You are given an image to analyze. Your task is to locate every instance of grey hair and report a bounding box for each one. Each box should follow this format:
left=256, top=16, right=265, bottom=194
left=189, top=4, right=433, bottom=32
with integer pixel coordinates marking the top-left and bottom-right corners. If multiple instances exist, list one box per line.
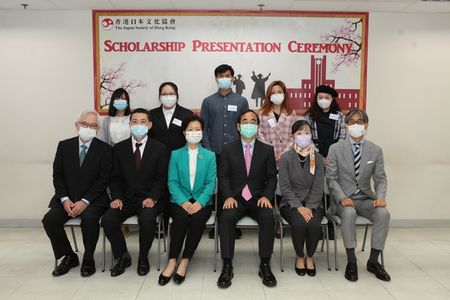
left=345, top=109, right=369, bottom=124
left=77, top=110, right=99, bottom=123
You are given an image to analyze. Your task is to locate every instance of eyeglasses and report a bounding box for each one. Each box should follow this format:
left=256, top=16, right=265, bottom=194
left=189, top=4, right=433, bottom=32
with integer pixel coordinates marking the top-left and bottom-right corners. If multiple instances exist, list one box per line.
left=79, top=122, right=99, bottom=130
left=347, top=120, right=365, bottom=125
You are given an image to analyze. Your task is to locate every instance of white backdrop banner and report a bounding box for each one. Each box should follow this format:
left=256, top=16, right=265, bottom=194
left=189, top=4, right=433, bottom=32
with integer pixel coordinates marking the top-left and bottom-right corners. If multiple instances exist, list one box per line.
left=93, top=10, right=368, bottom=114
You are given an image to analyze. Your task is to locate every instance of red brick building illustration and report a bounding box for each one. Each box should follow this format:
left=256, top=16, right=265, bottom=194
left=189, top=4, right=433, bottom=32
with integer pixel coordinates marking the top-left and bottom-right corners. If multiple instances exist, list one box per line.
left=287, top=55, right=361, bottom=114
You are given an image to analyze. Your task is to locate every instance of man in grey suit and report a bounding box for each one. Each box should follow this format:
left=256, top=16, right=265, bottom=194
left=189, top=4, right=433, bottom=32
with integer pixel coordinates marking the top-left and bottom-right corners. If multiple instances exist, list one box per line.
left=326, top=109, right=391, bottom=282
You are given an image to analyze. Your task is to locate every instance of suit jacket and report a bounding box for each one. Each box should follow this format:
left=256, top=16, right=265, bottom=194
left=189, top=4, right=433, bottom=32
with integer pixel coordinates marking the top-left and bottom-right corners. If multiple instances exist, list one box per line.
left=279, top=149, right=324, bottom=210
left=148, top=104, right=193, bottom=153
left=50, top=137, right=112, bottom=208
left=326, top=137, right=387, bottom=211
left=168, top=145, right=217, bottom=207
left=110, top=137, right=168, bottom=208
left=219, top=139, right=277, bottom=202
left=257, top=110, right=298, bottom=160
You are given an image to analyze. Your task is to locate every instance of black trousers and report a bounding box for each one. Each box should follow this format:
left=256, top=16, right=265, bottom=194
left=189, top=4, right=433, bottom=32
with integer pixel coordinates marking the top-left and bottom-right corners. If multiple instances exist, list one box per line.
left=219, top=196, right=275, bottom=259
left=42, top=204, right=105, bottom=260
left=169, top=203, right=213, bottom=259
left=101, top=201, right=159, bottom=259
left=280, top=206, right=324, bottom=257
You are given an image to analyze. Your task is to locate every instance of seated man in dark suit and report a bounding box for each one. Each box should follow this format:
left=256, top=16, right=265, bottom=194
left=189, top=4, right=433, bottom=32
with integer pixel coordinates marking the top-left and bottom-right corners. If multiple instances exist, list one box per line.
left=217, top=110, right=278, bottom=288
left=102, top=108, right=168, bottom=277
left=42, top=110, right=112, bottom=277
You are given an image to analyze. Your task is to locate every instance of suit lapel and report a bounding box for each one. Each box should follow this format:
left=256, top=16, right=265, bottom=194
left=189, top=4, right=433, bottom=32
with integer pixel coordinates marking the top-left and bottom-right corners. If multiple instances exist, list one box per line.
left=167, top=105, right=181, bottom=131
left=155, top=106, right=169, bottom=132
left=125, top=138, right=138, bottom=175
left=192, top=146, right=206, bottom=192
left=236, top=140, right=247, bottom=177
left=71, top=137, right=81, bottom=175
left=80, top=138, right=97, bottom=172
left=358, top=142, right=371, bottom=179
left=342, top=139, right=356, bottom=180
left=248, top=140, right=260, bottom=177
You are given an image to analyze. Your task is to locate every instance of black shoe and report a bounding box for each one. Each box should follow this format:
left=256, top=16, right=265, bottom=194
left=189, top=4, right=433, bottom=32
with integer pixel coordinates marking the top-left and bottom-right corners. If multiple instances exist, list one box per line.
left=295, top=258, right=306, bottom=276
left=345, top=262, right=358, bottom=282
left=52, top=254, right=79, bottom=276
left=158, top=271, right=174, bottom=286
left=306, top=262, right=316, bottom=277
left=217, top=264, right=233, bottom=289
left=110, top=255, right=131, bottom=277
left=367, top=261, right=391, bottom=282
left=258, top=263, right=277, bottom=287
left=173, top=272, right=186, bottom=284
left=80, top=259, right=96, bottom=277
left=235, top=228, right=242, bottom=240
left=208, top=228, right=215, bottom=239
left=137, top=256, right=150, bottom=276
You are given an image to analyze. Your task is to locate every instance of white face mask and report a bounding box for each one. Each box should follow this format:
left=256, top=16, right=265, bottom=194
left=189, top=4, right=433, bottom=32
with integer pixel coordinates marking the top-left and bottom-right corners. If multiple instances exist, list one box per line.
left=185, top=131, right=203, bottom=144
left=78, top=126, right=96, bottom=142
left=160, top=95, right=177, bottom=108
left=270, top=94, right=284, bottom=105
left=317, top=99, right=332, bottom=109
left=347, top=124, right=365, bottom=139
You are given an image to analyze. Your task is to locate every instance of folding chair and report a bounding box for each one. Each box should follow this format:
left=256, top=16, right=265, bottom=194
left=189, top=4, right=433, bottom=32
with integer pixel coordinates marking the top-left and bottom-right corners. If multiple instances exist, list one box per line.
left=102, top=213, right=166, bottom=272
left=56, top=217, right=81, bottom=269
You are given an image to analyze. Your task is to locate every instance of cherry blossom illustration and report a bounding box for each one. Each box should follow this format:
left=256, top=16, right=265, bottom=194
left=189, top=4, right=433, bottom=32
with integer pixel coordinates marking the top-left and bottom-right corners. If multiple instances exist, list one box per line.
left=321, top=18, right=363, bottom=73
left=100, top=62, right=147, bottom=108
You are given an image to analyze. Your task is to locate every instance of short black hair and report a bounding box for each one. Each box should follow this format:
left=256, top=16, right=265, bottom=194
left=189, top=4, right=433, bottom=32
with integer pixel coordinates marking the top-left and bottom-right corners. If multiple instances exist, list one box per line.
left=181, top=115, right=204, bottom=132
left=214, top=64, right=234, bottom=77
left=237, top=109, right=260, bottom=125
left=292, top=120, right=312, bottom=135
left=158, top=82, right=179, bottom=98
left=345, top=109, right=369, bottom=124
left=130, top=108, right=151, bottom=121
left=108, top=88, right=131, bottom=116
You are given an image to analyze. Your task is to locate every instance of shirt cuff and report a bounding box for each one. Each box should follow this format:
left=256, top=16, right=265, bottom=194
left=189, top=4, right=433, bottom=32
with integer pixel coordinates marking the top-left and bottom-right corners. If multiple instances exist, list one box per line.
left=60, top=197, right=69, bottom=203
left=81, top=198, right=90, bottom=205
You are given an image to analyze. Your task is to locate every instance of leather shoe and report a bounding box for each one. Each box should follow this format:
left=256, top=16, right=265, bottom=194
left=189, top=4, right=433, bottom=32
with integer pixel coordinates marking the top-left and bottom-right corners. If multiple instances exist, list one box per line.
left=158, top=272, right=173, bottom=286
left=173, top=272, right=186, bottom=284
left=345, top=262, right=358, bottom=282
left=295, top=258, right=306, bottom=276
left=80, top=259, right=96, bottom=277
left=110, top=255, right=131, bottom=277
left=52, top=254, right=79, bottom=276
left=306, top=262, right=316, bottom=277
left=258, top=263, right=277, bottom=287
left=367, top=261, right=391, bottom=281
left=217, top=264, right=233, bottom=288
left=137, top=256, right=150, bottom=276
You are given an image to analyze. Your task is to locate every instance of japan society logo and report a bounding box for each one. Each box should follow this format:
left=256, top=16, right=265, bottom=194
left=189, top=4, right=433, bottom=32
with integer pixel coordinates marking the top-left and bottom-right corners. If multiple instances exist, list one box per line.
left=102, top=18, right=114, bottom=30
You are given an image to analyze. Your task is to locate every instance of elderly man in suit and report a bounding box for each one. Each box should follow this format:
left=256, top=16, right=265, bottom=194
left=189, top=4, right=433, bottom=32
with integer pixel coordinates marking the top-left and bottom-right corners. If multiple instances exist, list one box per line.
left=42, top=110, right=112, bottom=277
left=217, top=109, right=278, bottom=289
left=326, top=109, right=390, bottom=282
left=102, top=108, right=168, bottom=277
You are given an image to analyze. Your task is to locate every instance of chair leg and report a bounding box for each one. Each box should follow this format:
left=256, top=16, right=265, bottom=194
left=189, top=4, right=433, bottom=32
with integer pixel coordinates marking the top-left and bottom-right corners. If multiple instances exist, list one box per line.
left=333, top=222, right=338, bottom=271
left=325, top=224, right=330, bottom=271
left=381, top=250, right=385, bottom=267
left=279, top=221, right=284, bottom=272
left=214, top=222, right=218, bottom=272
left=70, top=227, right=78, bottom=252
left=157, top=218, right=161, bottom=271
left=162, top=217, right=167, bottom=252
left=102, top=230, right=106, bottom=272
left=362, top=225, right=369, bottom=252
left=321, top=226, right=325, bottom=252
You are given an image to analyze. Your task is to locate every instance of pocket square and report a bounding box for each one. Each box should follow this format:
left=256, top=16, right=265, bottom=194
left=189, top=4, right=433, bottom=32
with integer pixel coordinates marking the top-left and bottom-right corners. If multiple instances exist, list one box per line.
left=367, top=161, right=374, bottom=164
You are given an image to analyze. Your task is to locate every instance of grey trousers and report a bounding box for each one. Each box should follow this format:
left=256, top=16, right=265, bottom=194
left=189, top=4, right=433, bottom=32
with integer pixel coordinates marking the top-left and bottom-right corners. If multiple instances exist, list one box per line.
left=336, top=199, right=390, bottom=250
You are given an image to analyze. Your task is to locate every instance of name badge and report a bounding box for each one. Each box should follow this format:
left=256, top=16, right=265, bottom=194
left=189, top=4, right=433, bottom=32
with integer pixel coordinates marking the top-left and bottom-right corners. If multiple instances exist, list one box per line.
left=227, top=105, right=238, bottom=112
left=172, top=118, right=182, bottom=127
left=268, top=118, right=277, bottom=128
left=329, top=113, right=339, bottom=121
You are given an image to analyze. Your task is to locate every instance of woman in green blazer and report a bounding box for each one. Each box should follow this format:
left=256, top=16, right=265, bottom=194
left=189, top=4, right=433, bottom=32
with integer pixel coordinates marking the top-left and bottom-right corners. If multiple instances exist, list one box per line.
left=159, top=115, right=216, bottom=286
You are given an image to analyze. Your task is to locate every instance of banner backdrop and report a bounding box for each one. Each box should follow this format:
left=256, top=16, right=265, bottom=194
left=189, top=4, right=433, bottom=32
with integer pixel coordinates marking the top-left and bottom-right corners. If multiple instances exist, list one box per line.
left=93, top=10, right=368, bottom=114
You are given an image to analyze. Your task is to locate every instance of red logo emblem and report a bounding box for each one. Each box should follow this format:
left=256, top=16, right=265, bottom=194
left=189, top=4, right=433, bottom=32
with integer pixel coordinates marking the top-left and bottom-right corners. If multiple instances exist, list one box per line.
left=102, top=18, right=114, bottom=30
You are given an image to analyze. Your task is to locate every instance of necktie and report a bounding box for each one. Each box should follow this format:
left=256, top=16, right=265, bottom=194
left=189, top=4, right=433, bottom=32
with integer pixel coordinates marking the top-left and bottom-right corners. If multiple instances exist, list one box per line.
left=79, top=144, right=87, bottom=167
left=242, top=143, right=252, bottom=201
left=354, top=143, right=361, bottom=194
left=135, top=142, right=142, bottom=171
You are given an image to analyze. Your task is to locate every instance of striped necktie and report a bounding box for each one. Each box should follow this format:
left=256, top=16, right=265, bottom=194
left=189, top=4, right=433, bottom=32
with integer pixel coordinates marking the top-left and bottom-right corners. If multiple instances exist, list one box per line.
left=354, top=143, right=361, bottom=193
left=79, top=144, right=87, bottom=167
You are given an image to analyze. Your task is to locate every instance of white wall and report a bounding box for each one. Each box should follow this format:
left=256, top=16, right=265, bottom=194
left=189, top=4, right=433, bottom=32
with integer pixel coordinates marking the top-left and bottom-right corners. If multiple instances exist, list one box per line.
left=0, top=10, right=449, bottom=224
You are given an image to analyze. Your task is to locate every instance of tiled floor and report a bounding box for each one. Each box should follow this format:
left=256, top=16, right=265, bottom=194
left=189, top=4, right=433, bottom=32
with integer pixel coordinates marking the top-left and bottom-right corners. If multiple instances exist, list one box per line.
left=0, top=227, right=450, bottom=299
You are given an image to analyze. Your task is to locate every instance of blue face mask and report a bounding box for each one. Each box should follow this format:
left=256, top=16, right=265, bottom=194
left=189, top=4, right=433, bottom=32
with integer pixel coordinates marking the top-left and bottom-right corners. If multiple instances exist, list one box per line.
left=113, top=99, right=128, bottom=111
left=130, top=125, right=148, bottom=138
left=217, top=77, right=232, bottom=90
left=240, top=124, right=258, bottom=139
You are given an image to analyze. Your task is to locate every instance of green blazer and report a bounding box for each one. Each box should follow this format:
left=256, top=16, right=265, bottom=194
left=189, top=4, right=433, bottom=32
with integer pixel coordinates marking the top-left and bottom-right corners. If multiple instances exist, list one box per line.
left=168, top=144, right=216, bottom=207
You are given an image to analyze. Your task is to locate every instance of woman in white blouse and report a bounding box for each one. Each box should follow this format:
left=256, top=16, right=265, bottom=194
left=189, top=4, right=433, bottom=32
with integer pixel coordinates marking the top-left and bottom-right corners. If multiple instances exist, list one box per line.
left=99, top=88, right=131, bottom=146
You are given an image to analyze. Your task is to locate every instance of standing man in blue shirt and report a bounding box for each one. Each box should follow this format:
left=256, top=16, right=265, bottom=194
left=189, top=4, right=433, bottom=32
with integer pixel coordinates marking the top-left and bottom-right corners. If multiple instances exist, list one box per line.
left=201, top=64, right=249, bottom=239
